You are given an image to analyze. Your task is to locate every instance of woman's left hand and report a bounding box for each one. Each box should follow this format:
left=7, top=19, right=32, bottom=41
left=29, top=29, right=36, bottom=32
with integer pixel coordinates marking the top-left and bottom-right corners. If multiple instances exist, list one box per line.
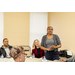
left=48, top=45, right=56, bottom=51
left=51, top=45, right=56, bottom=49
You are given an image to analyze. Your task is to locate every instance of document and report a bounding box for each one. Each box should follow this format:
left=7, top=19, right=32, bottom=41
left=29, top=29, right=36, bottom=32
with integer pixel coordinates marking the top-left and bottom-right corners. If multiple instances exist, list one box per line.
left=67, top=51, right=72, bottom=55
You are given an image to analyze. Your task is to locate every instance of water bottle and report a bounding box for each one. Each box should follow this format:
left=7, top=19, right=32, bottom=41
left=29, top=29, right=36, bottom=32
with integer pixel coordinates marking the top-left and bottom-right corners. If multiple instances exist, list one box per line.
left=32, top=53, right=35, bottom=58
left=1, top=54, right=4, bottom=59
left=43, top=56, right=46, bottom=61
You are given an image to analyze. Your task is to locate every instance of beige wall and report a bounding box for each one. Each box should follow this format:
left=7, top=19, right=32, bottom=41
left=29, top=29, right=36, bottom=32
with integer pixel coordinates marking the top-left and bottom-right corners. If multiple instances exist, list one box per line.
left=4, top=12, right=30, bottom=46
left=48, top=12, right=75, bottom=54
left=4, top=12, right=75, bottom=54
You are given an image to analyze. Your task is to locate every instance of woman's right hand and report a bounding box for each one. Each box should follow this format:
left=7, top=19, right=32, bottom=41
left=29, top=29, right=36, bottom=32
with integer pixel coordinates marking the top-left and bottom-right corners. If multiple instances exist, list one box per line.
left=48, top=45, right=56, bottom=51
left=47, top=47, right=52, bottom=51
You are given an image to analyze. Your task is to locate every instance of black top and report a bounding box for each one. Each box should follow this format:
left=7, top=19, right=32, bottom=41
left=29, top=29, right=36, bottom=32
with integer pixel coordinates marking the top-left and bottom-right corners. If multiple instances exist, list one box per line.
left=37, top=48, right=40, bottom=58
left=0, top=51, right=1, bottom=56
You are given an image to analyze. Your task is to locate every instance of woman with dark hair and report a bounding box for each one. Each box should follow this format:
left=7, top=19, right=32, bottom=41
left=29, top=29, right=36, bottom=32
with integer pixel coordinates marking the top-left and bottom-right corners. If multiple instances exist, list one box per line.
left=41, top=26, right=61, bottom=60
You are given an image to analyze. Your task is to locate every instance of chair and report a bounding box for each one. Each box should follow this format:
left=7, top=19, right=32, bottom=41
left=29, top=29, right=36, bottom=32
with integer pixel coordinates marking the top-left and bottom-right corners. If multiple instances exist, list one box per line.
left=21, top=45, right=31, bottom=57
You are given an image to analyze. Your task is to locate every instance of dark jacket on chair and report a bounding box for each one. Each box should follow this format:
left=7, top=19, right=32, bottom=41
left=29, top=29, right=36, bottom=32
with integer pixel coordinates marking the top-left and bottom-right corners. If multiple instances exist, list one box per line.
left=0, top=45, right=12, bottom=58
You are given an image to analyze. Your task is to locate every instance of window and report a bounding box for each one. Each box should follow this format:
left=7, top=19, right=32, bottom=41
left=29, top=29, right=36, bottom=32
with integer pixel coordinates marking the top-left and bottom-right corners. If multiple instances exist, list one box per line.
left=30, top=12, right=48, bottom=52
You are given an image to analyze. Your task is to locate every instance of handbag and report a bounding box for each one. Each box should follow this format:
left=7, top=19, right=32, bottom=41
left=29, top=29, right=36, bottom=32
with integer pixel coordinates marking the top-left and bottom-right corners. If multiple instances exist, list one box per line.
left=59, top=50, right=72, bottom=58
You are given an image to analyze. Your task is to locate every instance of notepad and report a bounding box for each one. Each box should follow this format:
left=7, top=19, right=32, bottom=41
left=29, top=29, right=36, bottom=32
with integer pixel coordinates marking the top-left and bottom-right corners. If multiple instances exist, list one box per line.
left=67, top=51, right=72, bottom=55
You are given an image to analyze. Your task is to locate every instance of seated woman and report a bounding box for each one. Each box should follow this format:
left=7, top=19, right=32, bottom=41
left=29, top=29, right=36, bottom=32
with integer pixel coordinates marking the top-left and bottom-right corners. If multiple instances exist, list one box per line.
left=60, top=55, right=75, bottom=62
left=9, top=46, right=26, bottom=62
left=32, top=39, right=44, bottom=58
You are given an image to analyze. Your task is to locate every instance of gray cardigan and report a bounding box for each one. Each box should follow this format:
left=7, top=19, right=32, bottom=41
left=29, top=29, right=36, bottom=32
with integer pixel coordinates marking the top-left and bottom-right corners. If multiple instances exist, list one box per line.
left=67, top=55, right=75, bottom=62
left=41, top=34, right=61, bottom=52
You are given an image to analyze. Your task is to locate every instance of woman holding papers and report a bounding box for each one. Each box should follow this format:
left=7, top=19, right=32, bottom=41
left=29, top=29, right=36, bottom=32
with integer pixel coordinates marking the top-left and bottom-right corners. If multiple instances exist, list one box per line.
left=60, top=55, right=75, bottom=62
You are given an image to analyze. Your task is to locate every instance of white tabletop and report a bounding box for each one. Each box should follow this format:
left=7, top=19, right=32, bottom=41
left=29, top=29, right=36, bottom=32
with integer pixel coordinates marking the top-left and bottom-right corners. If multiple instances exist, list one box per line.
left=25, top=58, right=61, bottom=62
left=0, top=57, right=62, bottom=62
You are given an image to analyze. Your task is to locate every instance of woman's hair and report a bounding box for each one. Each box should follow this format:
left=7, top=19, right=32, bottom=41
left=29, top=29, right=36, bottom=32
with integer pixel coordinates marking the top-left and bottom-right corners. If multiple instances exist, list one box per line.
left=32, top=39, right=41, bottom=49
left=9, top=46, right=25, bottom=59
left=47, top=26, right=53, bottom=30
left=47, top=26, right=53, bottom=35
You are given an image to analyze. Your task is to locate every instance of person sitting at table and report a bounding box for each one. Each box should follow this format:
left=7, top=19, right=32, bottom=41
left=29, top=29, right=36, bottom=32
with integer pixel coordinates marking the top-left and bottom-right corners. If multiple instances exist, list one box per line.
left=0, top=38, right=12, bottom=58
left=59, top=55, right=75, bottom=62
left=32, top=39, right=44, bottom=58
left=9, top=46, right=26, bottom=62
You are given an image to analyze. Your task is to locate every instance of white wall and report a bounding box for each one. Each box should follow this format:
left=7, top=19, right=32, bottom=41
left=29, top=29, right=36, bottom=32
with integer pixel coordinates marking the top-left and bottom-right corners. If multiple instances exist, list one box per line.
left=0, top=12, right=4, bottom=47
left=30, top=12, right=48, bottom=52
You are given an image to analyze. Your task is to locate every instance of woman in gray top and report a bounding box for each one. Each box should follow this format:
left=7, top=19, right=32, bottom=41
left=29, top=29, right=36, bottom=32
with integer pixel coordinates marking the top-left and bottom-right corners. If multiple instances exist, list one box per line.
left=41, top=26, right=61, bottom=60
left=60, top=55, right=75, bottom=62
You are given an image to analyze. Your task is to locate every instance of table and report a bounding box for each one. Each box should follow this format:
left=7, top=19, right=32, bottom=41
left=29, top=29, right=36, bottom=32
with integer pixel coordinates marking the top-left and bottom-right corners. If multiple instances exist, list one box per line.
left=25, top=57, right=62, bottom=62
left=0, top=57, right=62, bottom=62
left=0, top=58, right=10, bottom=62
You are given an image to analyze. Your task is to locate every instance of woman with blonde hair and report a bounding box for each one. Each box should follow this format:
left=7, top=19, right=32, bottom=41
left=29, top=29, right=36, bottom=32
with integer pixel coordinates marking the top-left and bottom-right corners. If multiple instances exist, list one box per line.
left=32, top=39, right=44, bottom=58
left=9, top=46, right=26, bottom=62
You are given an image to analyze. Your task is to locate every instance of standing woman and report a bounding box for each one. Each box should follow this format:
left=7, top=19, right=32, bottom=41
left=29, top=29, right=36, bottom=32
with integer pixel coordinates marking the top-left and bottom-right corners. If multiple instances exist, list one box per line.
left=41, top=26, right=61, bottom=60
